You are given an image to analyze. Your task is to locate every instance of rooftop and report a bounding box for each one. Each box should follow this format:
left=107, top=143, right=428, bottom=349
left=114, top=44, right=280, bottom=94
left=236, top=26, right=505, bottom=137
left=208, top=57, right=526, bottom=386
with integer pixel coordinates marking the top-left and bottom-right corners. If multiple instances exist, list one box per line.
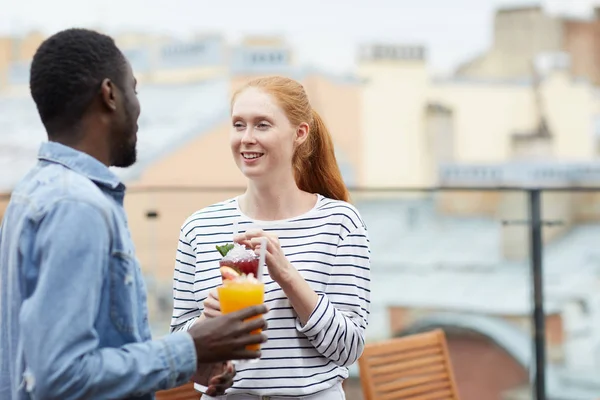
left=360, top=195, right=600, bottom=313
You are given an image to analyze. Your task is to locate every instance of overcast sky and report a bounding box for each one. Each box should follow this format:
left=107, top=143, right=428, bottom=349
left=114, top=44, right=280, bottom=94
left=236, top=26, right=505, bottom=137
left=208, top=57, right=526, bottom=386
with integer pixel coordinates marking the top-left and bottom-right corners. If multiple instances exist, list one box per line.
left=1, top=0, right=599, bottom=74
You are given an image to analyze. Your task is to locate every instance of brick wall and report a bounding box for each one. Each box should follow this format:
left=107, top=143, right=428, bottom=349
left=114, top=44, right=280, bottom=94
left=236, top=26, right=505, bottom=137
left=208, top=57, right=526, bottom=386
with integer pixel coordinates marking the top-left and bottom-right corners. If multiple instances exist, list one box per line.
left=445, top=332, right=529, bottom=400
left=563, top=20, right=600, bottom=85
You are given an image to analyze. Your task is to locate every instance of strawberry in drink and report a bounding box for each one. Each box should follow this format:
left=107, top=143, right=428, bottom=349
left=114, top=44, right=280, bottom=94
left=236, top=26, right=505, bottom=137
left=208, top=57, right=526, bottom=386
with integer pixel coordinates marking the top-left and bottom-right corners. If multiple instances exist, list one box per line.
left=216, top=243, right=259, bottom=281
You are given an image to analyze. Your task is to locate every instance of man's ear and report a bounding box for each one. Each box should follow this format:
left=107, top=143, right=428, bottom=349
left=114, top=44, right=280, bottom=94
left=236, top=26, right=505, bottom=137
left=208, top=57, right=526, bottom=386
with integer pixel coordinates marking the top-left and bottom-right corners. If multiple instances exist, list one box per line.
left=99, top=78, right=117, bottom=111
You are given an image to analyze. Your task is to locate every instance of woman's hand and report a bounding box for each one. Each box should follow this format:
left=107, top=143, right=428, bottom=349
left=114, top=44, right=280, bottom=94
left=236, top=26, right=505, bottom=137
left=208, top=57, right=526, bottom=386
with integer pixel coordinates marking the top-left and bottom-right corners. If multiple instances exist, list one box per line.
left=202, top=289, right=222, bottom=318
left=234, top=229, right=293, bottom=284
left=234, top=229, right=318, bottom=325
left=205, top=362, right=236, bottom=396
left=192, top=361, right=236, bottom=396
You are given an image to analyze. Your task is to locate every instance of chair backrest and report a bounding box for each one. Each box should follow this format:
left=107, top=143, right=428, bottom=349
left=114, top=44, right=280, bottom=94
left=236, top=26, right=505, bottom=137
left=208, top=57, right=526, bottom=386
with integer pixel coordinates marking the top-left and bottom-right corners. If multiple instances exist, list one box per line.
left=155, top=382, right=200, bottom=400
left=357, top=329, right=461, bottom=400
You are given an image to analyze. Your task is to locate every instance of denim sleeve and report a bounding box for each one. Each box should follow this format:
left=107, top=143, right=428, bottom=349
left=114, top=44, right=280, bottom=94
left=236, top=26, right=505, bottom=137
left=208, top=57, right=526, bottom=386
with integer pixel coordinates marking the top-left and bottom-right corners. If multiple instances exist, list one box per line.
left=19, top=200, right=197, bottom=400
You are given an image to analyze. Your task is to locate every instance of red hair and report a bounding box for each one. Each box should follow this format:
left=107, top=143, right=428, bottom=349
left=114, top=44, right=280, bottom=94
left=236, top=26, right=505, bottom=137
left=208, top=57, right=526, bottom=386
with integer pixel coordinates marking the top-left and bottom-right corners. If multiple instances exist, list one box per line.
left=232, top=76, right=349, bottom=202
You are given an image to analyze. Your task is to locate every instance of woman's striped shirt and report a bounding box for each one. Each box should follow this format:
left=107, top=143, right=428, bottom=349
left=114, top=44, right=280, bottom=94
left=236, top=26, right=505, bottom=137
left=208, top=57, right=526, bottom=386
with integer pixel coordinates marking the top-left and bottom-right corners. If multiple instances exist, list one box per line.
left=170, top=194, right=371, bottom=397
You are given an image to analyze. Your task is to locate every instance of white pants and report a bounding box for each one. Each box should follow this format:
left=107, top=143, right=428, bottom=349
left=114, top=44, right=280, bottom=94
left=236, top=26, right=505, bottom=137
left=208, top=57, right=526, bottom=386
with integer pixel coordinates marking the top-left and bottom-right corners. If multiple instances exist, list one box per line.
left=200, top=383, right=346, bottom=400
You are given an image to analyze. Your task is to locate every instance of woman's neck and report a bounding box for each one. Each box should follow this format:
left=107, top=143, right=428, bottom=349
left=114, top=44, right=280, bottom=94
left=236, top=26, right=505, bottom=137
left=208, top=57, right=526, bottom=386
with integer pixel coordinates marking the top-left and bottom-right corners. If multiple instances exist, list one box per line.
left=240, top=178, right=317, bottom=221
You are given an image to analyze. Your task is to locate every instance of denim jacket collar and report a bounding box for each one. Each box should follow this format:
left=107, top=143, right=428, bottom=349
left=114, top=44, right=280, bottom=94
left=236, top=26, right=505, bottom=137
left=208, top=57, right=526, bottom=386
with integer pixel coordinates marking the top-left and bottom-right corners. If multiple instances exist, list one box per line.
left=37, top=141, right=124, bottom=191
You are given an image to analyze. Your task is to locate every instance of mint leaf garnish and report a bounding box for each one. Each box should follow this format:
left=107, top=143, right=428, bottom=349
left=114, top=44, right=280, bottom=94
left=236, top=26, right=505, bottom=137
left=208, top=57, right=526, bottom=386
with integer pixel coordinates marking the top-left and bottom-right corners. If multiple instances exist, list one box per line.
left=216, top=243, right=235, bottom=257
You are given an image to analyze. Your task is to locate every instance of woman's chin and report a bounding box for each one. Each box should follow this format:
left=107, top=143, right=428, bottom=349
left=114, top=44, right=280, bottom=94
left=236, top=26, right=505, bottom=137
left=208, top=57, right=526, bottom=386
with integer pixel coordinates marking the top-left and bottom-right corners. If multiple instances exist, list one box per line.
left=241, top=168, right=271, bottom=182
left=239, top=163, right=262, bottom=175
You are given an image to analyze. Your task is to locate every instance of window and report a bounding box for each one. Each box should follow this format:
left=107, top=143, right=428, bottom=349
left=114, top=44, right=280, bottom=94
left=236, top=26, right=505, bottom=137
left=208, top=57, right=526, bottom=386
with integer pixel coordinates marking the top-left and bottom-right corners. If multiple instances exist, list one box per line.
left=373, top=46, right=385, bottom=60
left=162, top=42, right=205, bottom=57
left=270, top=53, right=283, bottom=63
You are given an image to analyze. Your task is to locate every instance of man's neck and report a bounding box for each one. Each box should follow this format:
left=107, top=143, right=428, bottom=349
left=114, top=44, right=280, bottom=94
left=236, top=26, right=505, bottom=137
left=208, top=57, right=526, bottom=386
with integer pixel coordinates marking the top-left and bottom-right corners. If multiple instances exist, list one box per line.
left=48, top=113, right=111, bottom=166
left=49, top=135, right=110, bottom=167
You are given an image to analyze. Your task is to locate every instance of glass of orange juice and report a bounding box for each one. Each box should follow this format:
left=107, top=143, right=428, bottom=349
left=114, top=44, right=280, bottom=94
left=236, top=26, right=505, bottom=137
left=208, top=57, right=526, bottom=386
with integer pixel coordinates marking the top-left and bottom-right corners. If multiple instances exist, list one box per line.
left=218, top=278, right=265, bottom=363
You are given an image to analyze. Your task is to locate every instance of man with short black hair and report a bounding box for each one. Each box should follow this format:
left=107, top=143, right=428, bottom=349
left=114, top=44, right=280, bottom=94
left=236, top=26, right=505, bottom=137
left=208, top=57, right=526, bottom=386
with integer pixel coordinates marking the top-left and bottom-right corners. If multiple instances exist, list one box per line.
left=0, top=28, right=267, bottom=400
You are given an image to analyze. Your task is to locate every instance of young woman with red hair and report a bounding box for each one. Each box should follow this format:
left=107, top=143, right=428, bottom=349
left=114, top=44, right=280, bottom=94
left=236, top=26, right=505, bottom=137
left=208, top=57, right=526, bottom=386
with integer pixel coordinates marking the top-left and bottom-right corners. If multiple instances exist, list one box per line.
left=171, top=76, right=371, bottom=399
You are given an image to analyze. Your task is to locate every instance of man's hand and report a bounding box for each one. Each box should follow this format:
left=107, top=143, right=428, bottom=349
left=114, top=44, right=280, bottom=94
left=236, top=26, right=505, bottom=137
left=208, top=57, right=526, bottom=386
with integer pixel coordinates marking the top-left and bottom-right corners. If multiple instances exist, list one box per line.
left=192, top=362, right=236, bottom=396
left=188, top=304, right=268, bottom=363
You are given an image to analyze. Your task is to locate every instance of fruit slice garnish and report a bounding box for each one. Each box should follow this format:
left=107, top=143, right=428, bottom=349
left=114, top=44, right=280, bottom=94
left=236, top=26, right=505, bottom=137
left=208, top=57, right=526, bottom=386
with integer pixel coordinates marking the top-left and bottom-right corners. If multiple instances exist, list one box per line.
left=220, top=266, right=240, bottom=281
left=216, top=243, right=235, bottom=257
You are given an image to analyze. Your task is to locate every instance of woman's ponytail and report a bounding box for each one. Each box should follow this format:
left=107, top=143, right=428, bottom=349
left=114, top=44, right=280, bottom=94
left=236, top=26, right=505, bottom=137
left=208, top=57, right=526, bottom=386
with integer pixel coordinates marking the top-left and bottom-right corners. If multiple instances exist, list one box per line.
left=293, top=109, right=349, bottom=202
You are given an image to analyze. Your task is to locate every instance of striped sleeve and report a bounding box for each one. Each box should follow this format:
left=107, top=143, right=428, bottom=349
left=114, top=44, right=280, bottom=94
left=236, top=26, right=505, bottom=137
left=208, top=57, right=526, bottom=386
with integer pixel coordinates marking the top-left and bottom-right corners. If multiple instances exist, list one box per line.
left=295, top=226, right=371, bottom=367
left=170, top=228, right=202, bottom=332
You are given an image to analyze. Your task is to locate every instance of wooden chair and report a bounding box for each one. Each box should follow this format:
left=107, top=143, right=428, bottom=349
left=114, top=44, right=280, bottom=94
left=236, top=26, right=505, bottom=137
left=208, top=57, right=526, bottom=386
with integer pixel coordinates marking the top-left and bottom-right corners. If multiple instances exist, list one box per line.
left=155, top=382, right=200, bottom=400
left=357, top=329, right=461, bottom=400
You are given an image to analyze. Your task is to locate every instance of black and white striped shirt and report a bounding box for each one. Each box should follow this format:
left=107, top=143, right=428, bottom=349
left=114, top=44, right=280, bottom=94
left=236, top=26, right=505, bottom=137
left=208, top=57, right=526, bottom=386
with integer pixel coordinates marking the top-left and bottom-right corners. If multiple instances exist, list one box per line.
left=170, top=195, right=371, bottom=397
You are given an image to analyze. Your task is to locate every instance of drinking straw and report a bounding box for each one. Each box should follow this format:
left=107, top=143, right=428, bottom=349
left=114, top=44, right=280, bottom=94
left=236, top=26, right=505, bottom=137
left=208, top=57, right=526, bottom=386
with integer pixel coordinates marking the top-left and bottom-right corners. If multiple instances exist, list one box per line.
left=257, top=237, right=267, bottom=282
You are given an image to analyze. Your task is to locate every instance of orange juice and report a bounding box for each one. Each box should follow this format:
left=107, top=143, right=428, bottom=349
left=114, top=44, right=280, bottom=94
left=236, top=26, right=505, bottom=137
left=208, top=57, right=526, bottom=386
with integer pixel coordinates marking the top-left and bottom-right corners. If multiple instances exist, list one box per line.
left=218, top=280, right=265, bottom=351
